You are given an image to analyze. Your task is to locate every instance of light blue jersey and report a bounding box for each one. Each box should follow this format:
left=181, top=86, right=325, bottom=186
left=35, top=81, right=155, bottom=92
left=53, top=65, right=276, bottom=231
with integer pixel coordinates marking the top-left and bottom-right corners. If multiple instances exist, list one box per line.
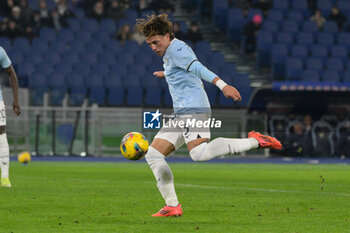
left=0, top=47, right=11, bottom=102
left=163, top=39, right=213, bottom=114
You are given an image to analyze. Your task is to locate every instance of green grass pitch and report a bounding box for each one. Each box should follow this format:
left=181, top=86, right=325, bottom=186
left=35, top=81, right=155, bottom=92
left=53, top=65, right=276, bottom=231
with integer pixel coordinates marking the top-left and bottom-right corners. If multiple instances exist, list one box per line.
left=1, top=161, right=350, bottom=233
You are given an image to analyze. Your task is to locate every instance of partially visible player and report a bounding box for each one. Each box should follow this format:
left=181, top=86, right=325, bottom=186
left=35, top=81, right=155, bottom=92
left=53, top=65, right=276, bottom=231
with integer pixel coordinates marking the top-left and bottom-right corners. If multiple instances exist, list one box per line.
left=135, top=14, right=282, bottom=217
left=0, top=46, right=21, bottom=187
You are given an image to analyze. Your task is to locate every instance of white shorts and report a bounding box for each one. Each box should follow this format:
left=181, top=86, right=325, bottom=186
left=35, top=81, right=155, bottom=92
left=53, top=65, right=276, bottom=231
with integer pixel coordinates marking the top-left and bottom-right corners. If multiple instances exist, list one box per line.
left=154, top=113, right=211, bottom=150
left=0, top=101, right=6, bottom=126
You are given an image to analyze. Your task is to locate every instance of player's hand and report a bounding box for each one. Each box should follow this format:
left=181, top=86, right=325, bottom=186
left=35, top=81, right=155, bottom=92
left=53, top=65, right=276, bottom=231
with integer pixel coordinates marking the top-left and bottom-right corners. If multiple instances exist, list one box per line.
left=153, top=71, right=165, bottom=78
left=13, top=100, right=20, bottom=116
left=222, top=85, right=242, bottom=102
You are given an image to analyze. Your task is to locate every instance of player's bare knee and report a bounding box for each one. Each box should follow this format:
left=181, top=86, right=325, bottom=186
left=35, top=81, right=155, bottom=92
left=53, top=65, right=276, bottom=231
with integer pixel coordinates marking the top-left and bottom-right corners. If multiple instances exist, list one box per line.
left=0, top=126, right=5, bottom=135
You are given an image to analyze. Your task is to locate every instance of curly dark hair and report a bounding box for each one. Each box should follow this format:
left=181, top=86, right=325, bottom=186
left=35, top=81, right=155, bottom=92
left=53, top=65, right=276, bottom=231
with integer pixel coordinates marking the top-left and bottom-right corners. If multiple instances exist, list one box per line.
left=134, top=13, right=174, bottom=39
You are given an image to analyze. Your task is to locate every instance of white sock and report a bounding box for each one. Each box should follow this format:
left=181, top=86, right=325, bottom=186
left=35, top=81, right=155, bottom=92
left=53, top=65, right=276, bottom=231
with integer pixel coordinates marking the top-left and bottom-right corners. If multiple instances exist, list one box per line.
left=145, top=146, right=179, bottom=206
left=190, top=137, right=259, bottom=162
left=0, top=134, right=10, bottom=178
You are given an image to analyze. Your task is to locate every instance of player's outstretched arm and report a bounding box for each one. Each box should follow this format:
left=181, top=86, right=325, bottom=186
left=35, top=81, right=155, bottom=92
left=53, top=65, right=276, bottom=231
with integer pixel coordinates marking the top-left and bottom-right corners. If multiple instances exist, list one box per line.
left=212, top=77, right=242, bottom=102
left=5, top=65, right=20, bottom=116
left=153, top=71, right=165, bottom=78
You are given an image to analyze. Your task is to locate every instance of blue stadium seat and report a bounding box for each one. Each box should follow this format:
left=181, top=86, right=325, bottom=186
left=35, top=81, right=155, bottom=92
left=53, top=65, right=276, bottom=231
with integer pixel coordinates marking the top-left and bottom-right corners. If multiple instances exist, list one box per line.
left=93, top=29, right=112, bottom=43
left=17, top=61, right=35, bottom=86
left=322, top=70, right=340, bottom=82
left=343, top=71, right=350, bottom=82
left=306, top=58, right=324, bottom=74
left=273, top=0, right=289, bottom=14
left=69, top=87, right=87, bottom=106
left=44, top=52, right=61, bottom=65
left=8, top=50, right=24, bottom=65
left=287, top=11, right=304, bottom=23
left=74, top=31, right=93, bottom=44
left=317, top=33, right=334, bottom=50
left=86, top=41, right=104, bottom=54
left=281, top=21, right=299, bottom=36
left=232, top=73, right=252, bottom=107
left=291, top=0, right=308, bottom=15
left=144, top=88, right=162, bottom=106
left=66, top=72, right=85, bottom=88
left=291, top=44, right=308, bottom=63
left=85, top=74, right=104, bottom=88
left=55, top=62, right=73, bottom=75
left=48, top=72, right=66, bottom=88
left=0, top=37, right=11, bottom=51
left=163, top=89, right=172, bottom=107
left=134, top=53, right=154, bottom=67
left=39, top=27, right=56, bottom=42
left=25, top=52, right=43, bottom=64
left=338, top=0, right=350, bottom=15
left=204, top=85, right=218, bottom=107
left=91, top=64, right=110, bottom=77
left=80, top=52, right=98, bottom=65
left=286, top=58, right=304, bottom=80
left=73, top=63, right=90, bottom=76
left=30, top=88, right=47, bottom=106
left=257, top=31, right=273, bottom=66
left=107, top=86, right=124, bottom=106
left=267, top=9, right=283, bottom=21
left=73, top=8, right=85, bottom=19
left=88, top=87, right=106, bottom=105
left=227, top=8, right=245, bottom=43
left=36, top=61, right=54, bottom=76
left=104, top=75, right=122, bottom=88
left=141, top=75, right=160, bottom=89
left=337, top=33, right=350, bottom=51
left=326, top=58, right=344, bottom=75
left=213, top=0, right=229, bottom=30
left=323, top=21, right=338, bottom=34
left=99, top=19, right=117, bottom=34
left=50, top=88, right=67, bottom=106
left=63, top=52, right=80, bottom=65
left=104, top=40, right=122, bottom=53
left=67, top=18, right=81, bottom=32
left=317, top=0, right=333, bottom=16
left=296, top=32, right=314, bottom=46
left=301, top=20, right=318, bottom=35
left=262, top=20, right=279, bottom=33
left=123, top=74, right=140, bottom=88
left=311, top=45, right=329, bottom=64
left=31, top=38, right=49, bottom=54
left=125, top=86, right=143, bottom=106
left=29, top=73, right=48, bottom=89
left=271, top=44, right=289, bottom=80
left=98, top=50, right=117, bottom=66
left=122, top=40, right=140, bottom=54
left=330, top=45, right=348, bottom=63
left=302, top=70, right=320, bottom=82
left=81, top=18, right=99, bottom=33
left=195, top=41, right=211, bottom=53
left=276, top=32, right=294, bottom=49
left=57, top=28, right=75, bottom=43
left=13, top=37, right=30, bottom=52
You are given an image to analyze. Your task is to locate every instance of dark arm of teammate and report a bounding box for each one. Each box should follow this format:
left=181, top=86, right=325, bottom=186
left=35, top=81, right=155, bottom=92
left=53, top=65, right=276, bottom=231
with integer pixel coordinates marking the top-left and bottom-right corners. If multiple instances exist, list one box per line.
left=5, top=65, right=20, bottom=116
left=188, top=61, right=241, bottom=102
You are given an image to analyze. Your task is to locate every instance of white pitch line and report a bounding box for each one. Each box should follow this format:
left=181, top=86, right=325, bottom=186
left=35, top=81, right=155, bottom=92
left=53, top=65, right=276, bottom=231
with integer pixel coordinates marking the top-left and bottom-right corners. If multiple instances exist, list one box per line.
left=175, top=183, right=350, bottom=197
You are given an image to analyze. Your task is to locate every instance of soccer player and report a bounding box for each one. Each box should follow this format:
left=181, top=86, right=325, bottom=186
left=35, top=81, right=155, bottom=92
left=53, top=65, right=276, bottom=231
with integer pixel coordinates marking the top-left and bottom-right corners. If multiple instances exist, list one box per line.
left=0, top=46, right=21, bottom=187
left=135, top=14, right=282, bottom=217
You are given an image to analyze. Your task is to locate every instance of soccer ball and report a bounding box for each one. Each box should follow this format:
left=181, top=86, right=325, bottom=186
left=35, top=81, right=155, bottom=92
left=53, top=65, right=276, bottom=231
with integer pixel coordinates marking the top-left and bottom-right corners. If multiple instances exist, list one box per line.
left=17, top=151, right=31, bottom=164
left=120, top=132, right=149, bottom=160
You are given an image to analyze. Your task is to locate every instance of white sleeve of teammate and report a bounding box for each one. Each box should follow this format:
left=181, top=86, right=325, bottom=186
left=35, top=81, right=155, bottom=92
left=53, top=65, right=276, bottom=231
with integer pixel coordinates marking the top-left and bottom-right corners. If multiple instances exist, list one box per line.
left=188, top=61, right=217, bottom=83
left=0, top=47, right=11, bottom=69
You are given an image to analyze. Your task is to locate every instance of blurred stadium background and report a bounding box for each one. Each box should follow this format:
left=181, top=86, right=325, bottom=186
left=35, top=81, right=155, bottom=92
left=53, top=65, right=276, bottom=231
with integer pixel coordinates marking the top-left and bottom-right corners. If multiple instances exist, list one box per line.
left=0, top=0, right=349, bottom=159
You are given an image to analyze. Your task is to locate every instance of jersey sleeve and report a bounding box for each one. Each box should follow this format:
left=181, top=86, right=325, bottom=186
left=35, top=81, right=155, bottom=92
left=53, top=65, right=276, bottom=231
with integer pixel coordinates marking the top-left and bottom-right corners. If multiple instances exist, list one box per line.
left=0, top=47, right=11, bottom=69
left=170, top=44, right=197, bottom=71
